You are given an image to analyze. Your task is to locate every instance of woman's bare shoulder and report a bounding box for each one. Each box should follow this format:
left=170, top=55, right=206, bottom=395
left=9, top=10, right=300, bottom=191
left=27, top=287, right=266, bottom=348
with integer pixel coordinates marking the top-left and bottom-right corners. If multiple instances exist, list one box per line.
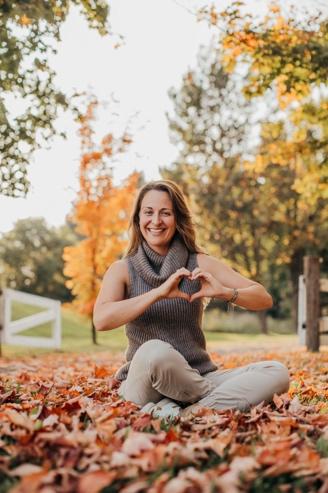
left=196, top=252, right=218, bottom=268
left=196, top=252, right=258, bottom=288
left=197, top=252, right=238, bottom=271
left=104, top=258, right=129, bottom=285
left=196, top=253, right=231, bottom=274
left=98, top=258, right=130, bottom=301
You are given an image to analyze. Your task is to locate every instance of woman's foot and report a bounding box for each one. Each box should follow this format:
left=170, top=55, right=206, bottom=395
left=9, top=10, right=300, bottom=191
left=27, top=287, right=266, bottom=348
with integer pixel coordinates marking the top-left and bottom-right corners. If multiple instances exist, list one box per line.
left=141, top=397, right=182, bottom=419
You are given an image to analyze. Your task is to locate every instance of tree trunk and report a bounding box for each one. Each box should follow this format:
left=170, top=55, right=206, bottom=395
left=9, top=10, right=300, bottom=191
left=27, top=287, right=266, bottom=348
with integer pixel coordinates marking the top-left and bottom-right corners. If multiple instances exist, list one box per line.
left=304, top=256, right=320, bottom=352
left=257, top=310, right=268, bottom=334
left=289, top=248, right=305, bottom=333
left=91, top=320, right=98, bottom=345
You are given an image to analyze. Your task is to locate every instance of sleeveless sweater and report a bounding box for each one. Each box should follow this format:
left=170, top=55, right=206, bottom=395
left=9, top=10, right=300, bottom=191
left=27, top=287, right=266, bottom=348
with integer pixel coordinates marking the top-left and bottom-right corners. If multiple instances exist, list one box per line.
left=114, top=235, right=218, bottom=381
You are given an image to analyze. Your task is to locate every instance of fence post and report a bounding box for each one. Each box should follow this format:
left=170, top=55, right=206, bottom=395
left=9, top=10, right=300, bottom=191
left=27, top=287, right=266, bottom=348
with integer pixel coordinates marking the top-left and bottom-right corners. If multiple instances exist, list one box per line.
left=304, top=256, right=320, bottom=352
left=297, top=275, right=306, bottom=345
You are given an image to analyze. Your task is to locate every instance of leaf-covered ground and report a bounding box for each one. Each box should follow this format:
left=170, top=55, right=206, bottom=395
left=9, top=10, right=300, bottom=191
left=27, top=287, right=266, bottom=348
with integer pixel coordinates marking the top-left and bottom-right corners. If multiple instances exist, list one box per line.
left=0, top=349, right=327, bottom=493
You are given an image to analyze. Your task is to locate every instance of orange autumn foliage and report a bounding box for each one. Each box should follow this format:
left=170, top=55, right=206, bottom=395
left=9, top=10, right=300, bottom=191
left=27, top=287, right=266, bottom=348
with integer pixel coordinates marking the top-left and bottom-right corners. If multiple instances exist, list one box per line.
left=63, top=101, right=140, bottom=317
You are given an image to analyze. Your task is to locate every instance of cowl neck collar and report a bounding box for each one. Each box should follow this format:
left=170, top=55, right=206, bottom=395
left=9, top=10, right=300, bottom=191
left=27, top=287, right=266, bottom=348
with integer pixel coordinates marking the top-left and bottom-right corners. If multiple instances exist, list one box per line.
left=130, top=235, right=189, bottom=288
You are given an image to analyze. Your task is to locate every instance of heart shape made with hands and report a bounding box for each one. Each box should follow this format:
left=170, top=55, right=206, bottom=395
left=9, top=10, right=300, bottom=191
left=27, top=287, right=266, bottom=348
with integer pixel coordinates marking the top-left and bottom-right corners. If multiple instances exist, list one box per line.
left=177, top=273, right=200, bottom=302
left=177, top=268, right=211, bottom=303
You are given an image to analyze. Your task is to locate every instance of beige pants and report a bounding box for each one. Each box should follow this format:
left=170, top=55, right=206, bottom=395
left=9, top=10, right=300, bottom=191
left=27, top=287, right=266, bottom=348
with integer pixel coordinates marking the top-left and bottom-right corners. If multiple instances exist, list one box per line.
left=118, top=339, right=290, bottom=412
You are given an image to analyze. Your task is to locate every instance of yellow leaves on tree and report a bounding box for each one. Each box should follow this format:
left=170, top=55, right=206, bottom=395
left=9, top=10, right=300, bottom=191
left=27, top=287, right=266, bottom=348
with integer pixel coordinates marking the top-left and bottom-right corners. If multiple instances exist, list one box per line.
left=243, top=113, right=328, bottom=255
left=205, top=1, right=328, bottom=107
left=63, top=100, right=140, bottom=319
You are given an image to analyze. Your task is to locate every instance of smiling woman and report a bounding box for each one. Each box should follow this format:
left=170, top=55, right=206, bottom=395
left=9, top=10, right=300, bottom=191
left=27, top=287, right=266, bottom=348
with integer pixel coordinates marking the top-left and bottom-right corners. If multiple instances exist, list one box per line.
left=93, top=180, right=289, bottom=419
left=139, top=191, right=176, bottom=255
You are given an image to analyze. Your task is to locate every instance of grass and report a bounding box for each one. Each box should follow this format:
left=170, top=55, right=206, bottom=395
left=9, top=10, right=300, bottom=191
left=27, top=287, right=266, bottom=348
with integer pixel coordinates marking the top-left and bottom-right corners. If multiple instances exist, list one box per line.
left=203, top=307, right=298, bottom=351
left=204, top=308, right=293, bottom=334
left=0, top=301, right=298, bottom=358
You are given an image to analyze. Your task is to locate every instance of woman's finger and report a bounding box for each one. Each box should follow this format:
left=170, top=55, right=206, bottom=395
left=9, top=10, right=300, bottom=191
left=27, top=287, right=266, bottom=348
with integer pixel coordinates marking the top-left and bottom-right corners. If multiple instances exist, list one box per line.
left=191, top=267, right=202, bottom=278
left=175, top=268, right=191, bottom=278
left=178, top=291, right=190, bottom=301
left=192, top=271, right=212, bottom=281
left=190, top=290, right=205, bottom=302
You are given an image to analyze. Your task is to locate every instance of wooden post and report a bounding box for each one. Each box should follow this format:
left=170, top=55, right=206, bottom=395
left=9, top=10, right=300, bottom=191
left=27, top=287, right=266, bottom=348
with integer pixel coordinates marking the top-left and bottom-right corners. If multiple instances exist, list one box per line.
left=304, top=256, right=320, bottom=352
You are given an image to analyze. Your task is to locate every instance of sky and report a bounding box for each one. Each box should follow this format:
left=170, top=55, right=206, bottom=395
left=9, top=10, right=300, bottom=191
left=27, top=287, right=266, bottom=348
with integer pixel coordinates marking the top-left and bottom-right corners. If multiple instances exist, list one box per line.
left=0, top=0, right=325, bottom=233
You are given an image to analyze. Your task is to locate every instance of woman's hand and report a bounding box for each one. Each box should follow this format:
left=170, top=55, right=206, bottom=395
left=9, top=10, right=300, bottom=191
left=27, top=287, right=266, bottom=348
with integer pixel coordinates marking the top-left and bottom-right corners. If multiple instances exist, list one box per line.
left=155, top=268, right=192, bottom=301
left=155, top=267, right=230, bottom=303
left=189, top=267, right=227, bottom=303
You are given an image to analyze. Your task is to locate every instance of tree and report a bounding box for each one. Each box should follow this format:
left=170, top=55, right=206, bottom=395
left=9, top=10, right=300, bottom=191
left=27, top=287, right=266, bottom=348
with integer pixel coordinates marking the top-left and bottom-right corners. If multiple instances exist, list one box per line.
left=167, top=44, right=259, bottom=171
left=0, top=217, right=78, bottom=301
left=0, top=0, right=109, bottom=197
left=63, top=100, right=141, bottom=344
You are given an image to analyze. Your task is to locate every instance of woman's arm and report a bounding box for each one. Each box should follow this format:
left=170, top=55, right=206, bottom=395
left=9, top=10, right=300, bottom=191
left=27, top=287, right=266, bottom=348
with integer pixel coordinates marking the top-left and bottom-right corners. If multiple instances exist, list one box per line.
left=194, top=254, right=273, bottom=311
left=93, top=261, right=192, bottom=331
left=93, top=260, right=161, bottom=331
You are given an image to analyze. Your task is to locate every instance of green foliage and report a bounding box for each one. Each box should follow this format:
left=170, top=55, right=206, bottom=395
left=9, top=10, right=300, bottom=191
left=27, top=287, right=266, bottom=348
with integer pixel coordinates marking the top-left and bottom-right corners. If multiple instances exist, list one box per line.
left=0, top=217, right=79, bottom=301
left=166, top=43, right=261, bottom=173
left=0, top=0, right=109, bottom=197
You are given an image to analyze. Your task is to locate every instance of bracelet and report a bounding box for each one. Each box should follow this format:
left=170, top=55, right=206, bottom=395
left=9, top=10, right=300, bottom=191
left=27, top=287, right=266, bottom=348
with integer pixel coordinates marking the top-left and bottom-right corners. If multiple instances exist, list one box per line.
left=227, top=288, right=238, bottom=313
left=227, top=288, right=238, bottom=304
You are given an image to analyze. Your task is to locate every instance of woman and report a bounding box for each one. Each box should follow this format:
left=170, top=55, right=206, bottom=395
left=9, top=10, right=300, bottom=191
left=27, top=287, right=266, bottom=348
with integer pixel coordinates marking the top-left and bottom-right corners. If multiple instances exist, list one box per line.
left=93, top=180, right=290, bottom=419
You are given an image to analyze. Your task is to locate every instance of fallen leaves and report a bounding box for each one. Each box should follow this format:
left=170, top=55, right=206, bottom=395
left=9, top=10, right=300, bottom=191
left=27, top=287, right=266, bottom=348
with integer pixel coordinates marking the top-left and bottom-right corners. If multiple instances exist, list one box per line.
left=0, top=348, right=327, bottom=492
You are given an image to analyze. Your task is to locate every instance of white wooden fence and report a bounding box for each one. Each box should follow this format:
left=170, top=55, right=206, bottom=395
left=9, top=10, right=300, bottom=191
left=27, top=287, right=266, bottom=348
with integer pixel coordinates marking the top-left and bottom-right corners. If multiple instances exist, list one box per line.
left=0, top=289, right=61, bottom=349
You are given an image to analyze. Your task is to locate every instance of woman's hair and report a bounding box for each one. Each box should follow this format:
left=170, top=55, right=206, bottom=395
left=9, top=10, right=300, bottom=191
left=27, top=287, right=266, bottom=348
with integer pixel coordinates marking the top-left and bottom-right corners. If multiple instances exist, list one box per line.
left=125, top=180, right=205, bottom=256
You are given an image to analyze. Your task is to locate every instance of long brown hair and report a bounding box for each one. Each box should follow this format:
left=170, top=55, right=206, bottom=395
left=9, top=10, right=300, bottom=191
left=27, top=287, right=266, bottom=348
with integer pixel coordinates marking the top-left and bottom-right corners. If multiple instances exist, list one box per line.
left=125, top=180, right=205, bottom=256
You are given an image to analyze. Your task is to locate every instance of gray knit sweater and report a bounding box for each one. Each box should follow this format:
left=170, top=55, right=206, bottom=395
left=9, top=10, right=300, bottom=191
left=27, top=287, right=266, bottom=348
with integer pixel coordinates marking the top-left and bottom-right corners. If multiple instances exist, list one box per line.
left=114, top=235, right=217, bottom=381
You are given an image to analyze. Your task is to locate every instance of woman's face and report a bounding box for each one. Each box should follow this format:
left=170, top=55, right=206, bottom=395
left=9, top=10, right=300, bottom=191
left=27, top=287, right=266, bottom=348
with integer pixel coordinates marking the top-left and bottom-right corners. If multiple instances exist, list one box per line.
left=139, top=190, right=177, bottom=255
